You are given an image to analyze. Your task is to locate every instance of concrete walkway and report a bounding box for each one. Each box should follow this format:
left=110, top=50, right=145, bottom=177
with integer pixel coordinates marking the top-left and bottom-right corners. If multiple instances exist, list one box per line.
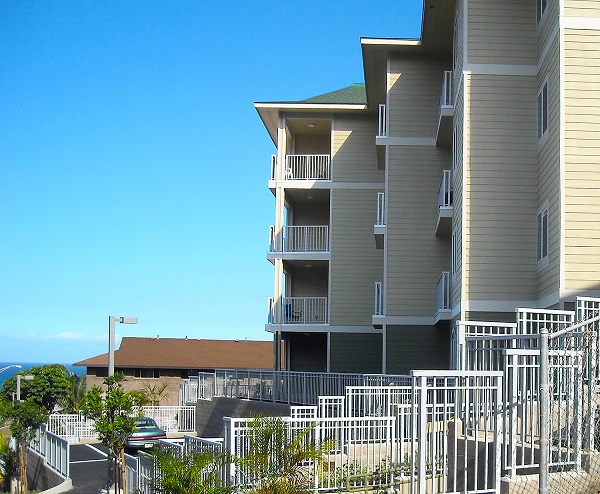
left=68, top=443, right=111, bottom=494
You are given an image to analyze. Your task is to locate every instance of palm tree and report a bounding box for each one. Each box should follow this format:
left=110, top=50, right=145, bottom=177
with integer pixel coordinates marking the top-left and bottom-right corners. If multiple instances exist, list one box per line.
left=149, top=448, right=233, bottom=494
left=238, top=416, right=333, bottom=494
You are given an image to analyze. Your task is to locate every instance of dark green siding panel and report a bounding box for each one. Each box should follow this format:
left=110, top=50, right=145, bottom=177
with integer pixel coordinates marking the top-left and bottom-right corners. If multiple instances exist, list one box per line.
left=464, top=311, right=516, bottom=323
left=330, top=333, right=383, bottom=373
left=386, top=325, right=450, bottom=374
left=287, top=333, right=327, bottom=372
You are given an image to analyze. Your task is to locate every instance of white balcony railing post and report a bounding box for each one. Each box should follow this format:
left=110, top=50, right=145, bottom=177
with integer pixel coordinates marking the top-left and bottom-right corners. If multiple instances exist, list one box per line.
left=378, top=104, right=388, bottom=137
left=376, top=192, right=385, bottom=226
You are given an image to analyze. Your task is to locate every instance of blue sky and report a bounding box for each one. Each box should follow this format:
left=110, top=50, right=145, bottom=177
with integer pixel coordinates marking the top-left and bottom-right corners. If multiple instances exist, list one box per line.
left=0, top=1, right=423, bottom=364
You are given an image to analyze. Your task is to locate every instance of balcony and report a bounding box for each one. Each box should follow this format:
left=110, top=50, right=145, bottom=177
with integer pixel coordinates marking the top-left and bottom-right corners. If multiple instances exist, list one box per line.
left=436, top=71, right=454, bottom=146
left=376, top=104, right=387, bottom=169
left=268, top=226, right=330, bottom=261
left=267, top=297, right=329, bottom=326
left=285, top=154, right=330, bottom=180
left=435, top=271, right=452, bottom=324
left=435, top=170, right=453, bottom=237
left=374, top=192, right=386, bottom=249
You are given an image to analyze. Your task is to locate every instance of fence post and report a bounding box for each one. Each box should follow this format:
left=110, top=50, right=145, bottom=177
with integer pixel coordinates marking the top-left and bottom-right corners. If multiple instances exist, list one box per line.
left=539, top=327, right=549, bottom=494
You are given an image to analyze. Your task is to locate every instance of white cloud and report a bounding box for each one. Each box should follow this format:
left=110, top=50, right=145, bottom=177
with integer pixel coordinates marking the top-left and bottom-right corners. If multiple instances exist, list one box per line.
left=15, top=332, right=107, bottom=343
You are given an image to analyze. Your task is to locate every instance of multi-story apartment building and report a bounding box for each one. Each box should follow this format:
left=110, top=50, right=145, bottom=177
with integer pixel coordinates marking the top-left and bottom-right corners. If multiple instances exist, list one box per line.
left=255, top=0, right=600, bottom=374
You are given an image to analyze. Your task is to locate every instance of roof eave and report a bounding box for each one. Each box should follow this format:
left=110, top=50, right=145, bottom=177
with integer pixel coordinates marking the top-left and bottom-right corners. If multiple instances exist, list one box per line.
left=254, top=102, right=367, bottom=146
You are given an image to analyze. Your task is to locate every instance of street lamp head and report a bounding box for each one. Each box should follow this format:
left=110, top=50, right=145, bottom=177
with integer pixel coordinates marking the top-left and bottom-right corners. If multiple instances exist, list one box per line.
left=119, top=317, right=138, bottom=324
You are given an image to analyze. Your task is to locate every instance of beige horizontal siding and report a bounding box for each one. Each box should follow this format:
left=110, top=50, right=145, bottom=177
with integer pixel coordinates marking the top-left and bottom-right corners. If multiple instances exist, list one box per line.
left=388, top=57, right=450, bottom=137
left=468, top=0, right=536, bottom=65
left=452, top=82, right=465, bottom=309
left=329, top=189, right=384, bottom=325
left=565, top=0, right=600, bottom=17
left=332, top=115, right=382, bottom=183
left=464, top=75, right=538, bottom=302
left=564, top=30, right=600, bottom=290
left=537, top=36, right=561, bottom=298
left=386, top=146, right=452, bottom=316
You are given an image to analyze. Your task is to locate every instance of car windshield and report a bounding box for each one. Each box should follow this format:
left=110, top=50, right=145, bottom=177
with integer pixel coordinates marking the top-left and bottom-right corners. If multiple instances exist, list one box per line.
left=136, top=418, right=158, bottom=429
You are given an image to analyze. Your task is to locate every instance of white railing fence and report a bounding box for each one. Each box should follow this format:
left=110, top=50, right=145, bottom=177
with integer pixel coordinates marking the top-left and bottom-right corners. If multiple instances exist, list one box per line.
left=30, top=426, right=70, bottom=479
left=267, top=296, right=328, bottom=325
left=285, top=154, right=330, bottom=180
left=269, top=225, right=329, bottom=253
left=378, top=104, right=387, bottom=137
left=47, top=406, right=196, bottom=442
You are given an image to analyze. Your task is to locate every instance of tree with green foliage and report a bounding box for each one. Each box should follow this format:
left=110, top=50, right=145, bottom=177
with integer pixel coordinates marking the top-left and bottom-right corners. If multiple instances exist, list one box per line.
left=81, top=372, right=147, bottom=493
left=0, top=434, right=17, bottom=492
left=0, top=398, right=48, bottom=494
left=149, top=449, right=234, bottom=494
left=0, top=364, right=72, bottom=414
left=0, top=365, right=73, bottom=494
left=237, top=416, right=333, bottom=494
left=59, top=373, right=86, bottom=413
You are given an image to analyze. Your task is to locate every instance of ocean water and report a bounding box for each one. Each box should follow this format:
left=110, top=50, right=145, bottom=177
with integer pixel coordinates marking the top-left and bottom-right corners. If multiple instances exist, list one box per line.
left=0, top=362, right=86, bottom=386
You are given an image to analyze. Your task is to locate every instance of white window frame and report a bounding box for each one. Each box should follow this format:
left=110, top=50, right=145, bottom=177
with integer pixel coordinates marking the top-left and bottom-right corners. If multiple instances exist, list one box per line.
left=537, top=202, right=549, bottom=265
left=537, top=79, right=548, bottom=141
left=537, top=0, right=548, bottom=24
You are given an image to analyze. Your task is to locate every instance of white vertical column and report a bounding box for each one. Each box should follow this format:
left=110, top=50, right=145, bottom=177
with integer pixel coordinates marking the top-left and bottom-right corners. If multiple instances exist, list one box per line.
left=273, top=116, right=287, bottom=326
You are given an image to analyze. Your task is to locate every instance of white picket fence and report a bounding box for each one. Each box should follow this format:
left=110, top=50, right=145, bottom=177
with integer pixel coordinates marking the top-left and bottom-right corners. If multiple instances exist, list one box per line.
left=47, top=406, right=196, bottom=442
left=30, top=426, right=70, bottom=478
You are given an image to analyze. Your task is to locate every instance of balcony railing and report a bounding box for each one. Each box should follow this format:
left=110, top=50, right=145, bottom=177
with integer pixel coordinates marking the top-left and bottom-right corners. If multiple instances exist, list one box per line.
left=378, top=104, right=387, bottom=138
left=438, top=170, right=453, bottom=208
left=268, top=296, right=328, bottom=325
left=285, top=154, right=330, bottom=180
left=269, top=225, right=329, bottom=253
left=437, top=271, right=451, bottom=311
left=374, top=281, right=383, bottom=316
left=376, top=192, right=385, bottom=226
left=440, top=70, right=453, bottom=108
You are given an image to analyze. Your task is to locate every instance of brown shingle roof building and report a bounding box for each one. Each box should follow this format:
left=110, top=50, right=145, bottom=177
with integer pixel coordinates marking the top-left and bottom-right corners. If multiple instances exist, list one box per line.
left=74, top=337, right=274, bottom=406
left=74, top=337, right=274, bottom=371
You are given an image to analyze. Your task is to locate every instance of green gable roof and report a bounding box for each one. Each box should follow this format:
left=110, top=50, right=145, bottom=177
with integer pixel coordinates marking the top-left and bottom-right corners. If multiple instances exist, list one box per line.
left=301, top=83, right=366, bottom=105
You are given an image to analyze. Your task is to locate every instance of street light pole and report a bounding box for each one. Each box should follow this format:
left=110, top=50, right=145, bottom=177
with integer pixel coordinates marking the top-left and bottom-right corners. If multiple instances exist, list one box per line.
left=108, top=316, right=138, bottom=376
left=16, top=375, right=34, bottom=401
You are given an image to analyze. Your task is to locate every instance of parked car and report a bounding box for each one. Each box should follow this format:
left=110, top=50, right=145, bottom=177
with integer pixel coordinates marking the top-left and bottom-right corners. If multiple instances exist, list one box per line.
left=125, top=417, right=167, bottom=450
